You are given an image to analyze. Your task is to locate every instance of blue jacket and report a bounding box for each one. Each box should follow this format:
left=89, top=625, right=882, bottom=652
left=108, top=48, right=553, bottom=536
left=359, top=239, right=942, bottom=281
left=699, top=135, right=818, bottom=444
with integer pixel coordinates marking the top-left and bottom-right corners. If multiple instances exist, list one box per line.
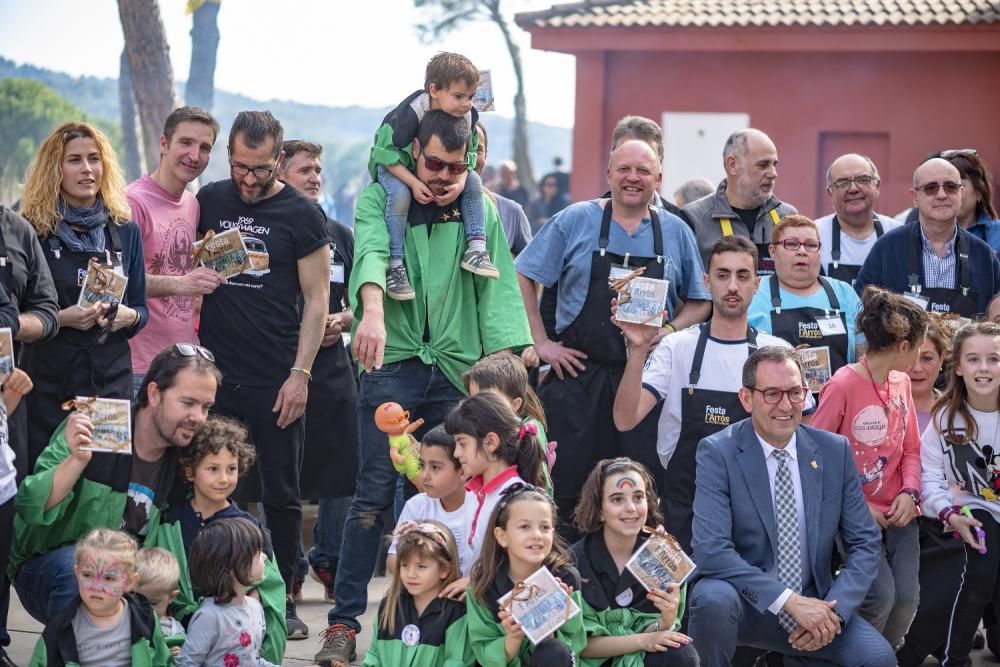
left=855, top=221, right=1000, bottom=313
left=691, top=420, right=879, bottom=621
left=966, top=211, right=1000, bottom=256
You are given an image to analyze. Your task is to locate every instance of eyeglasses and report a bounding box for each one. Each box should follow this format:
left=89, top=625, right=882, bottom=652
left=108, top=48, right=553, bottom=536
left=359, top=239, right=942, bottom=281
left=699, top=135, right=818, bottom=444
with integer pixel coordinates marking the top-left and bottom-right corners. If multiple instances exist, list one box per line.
left=916, top=181, right=962, bottom=196
left=939, top=148, right=978, bottom=159
left=422, top=154, right=468, bottom=175
left=230, top=161, right=276, bottom=180
left=746, top=386, right=809, bottom=404
left=775, top=239, right=821, bottom=253
left=830, top=175, right=877, bottom=190
left=173, top=343, right=216, bottom=362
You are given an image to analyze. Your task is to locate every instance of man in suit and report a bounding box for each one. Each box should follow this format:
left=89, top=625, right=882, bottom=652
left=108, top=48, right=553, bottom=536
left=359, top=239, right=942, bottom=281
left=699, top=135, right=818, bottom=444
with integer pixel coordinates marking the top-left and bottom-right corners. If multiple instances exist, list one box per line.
left=687, top=345, right=894, bottom=666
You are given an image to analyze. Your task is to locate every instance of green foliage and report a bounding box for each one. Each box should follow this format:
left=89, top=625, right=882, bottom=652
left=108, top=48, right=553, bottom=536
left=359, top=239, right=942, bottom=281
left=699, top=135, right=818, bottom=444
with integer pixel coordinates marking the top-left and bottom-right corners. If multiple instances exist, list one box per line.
left=0, top=78, right=83, bottom=202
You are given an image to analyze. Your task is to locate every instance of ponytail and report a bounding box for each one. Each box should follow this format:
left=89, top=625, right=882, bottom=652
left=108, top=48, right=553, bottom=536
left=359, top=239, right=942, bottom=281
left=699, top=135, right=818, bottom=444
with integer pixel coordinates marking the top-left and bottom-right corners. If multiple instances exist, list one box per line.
left=514, top=422, right=545, bottom=488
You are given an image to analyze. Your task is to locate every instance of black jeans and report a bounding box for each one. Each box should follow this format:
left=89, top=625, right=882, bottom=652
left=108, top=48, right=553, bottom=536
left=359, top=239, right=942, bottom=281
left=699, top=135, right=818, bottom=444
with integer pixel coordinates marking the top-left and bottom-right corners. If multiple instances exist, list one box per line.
left=214, top=383, right=304, bottom=593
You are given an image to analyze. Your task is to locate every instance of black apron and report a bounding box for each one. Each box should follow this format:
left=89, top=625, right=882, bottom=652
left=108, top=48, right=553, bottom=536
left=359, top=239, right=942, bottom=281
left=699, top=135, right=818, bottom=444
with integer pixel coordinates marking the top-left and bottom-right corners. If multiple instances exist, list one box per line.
left=299, top=238, right=357, bottom=499
left=905, top=227, right=978, bottom=318
left=21, top=224, right=133, bottom=467
left=825, top=215, right=885, bottom=284
left=767, top=276, right=849, bottom=392
left=663, top=323, right=758, bottom=553
left=540, top=201, right=666, bottom=531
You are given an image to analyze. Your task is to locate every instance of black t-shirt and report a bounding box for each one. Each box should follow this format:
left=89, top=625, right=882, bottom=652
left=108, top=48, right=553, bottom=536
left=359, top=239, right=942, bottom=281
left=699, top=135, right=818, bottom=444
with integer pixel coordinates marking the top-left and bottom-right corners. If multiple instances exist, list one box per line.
left=731, top=206, right=760, bottom=236
left=121, top=455, right=166, bottom=538
left=197, top=180, right=329, bottom=386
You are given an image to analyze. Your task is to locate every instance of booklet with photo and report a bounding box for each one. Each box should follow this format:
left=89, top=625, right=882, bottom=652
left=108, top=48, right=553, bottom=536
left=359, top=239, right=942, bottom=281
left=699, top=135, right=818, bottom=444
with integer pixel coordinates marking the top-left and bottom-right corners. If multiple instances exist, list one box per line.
left=626, top=529, right=696, bottom=592
left=798, top=345, right=832, bottom=394
left=0, top=328, right=12, bottom=384
left=191, top=229, right=251, bottom=279
left=497, top=566, right=581, bottom=646
left=473, top=69, right=495, bottom=112
left=64, top=397, right=133, bottom=455
left=77, top=259, right=128, bottom=308
left=610, top=266, right=669, bottom=328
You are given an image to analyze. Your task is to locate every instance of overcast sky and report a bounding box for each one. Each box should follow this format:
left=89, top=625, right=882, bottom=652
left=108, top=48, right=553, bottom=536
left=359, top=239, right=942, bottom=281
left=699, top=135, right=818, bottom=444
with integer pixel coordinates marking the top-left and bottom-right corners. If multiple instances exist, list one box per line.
left=0, top=0, right=576, bottom=128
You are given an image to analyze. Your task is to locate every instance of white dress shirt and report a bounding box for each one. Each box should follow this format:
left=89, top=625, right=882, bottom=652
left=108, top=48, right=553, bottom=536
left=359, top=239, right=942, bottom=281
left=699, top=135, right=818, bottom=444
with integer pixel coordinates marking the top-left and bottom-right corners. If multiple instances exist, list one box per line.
left=756, top=431, right=809, bottom=615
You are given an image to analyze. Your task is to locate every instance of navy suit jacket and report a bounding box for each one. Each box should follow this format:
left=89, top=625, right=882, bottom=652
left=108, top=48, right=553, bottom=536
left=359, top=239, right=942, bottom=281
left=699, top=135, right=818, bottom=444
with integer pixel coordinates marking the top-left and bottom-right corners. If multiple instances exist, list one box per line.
left=691, top=419, right=880, bottom=621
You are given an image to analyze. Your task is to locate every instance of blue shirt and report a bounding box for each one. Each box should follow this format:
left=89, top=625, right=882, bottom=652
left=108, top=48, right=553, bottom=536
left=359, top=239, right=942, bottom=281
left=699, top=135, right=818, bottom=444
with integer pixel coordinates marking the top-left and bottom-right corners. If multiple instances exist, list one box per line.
left=515, top=200, right=709, bottom=333
left=921, top=226, right=957, bottom=290
left=966, top=211, right=1000, bottom=256
left=747, top=275, right=863, bottom=361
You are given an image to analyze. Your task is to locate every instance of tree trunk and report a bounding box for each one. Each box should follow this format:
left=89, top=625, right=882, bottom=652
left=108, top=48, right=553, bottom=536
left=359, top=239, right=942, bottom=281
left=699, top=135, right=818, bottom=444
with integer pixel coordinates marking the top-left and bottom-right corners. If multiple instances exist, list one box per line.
left=486, top=0, right=536, bottom=200
left=118, top=49, right=143, bottom=181
left=186, top=0, right=220, bottom=110
left=118, top=0, right=178, bottom=173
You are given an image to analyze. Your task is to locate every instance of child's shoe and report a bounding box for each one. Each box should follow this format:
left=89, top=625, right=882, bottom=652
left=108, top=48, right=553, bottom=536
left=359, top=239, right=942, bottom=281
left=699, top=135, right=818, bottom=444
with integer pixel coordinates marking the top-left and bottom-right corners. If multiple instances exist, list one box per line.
left=386, top=264, right=416, bottom=300
left=461, top=249, right=499, bottom=279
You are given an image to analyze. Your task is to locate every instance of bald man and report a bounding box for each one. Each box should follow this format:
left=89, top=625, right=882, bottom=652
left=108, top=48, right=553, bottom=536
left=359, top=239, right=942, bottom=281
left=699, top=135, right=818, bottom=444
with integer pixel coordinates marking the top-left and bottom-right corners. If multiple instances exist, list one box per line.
left=814, top=154, right=901, bottom=285
left=856, top=158, right=1000, bottom=317
left=683, top=128, right=798, bottom=273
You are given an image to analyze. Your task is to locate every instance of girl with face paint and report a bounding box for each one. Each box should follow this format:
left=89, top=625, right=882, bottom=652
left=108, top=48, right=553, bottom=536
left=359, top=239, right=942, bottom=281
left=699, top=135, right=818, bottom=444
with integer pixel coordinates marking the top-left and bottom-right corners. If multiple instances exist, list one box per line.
left=29, top=528, right=172, bottom=666
left=570, top=458, right=698, bottom=667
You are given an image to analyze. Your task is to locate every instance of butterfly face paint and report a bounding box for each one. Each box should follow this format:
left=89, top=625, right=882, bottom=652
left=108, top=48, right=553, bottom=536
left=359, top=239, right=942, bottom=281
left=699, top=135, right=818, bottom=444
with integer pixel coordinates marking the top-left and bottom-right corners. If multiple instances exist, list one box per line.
left=77, top=552, right=128, bottom=598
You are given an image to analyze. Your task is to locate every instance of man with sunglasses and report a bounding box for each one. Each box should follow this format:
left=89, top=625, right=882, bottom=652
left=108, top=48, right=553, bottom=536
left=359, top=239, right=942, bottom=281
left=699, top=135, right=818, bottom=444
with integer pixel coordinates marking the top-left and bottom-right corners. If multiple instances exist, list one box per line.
left=8, top=344, right=220, bottom=630
left=197, top=110, right=331, bottom=640
left=856, top=157, right=1000, bottom=318
left=747, top=215, right=862, bottom=392
left=814, top=154, right=901, bottom=285
left=317, top=109, right=528, bottom=666
left=687, top=345, right=892, bottom=667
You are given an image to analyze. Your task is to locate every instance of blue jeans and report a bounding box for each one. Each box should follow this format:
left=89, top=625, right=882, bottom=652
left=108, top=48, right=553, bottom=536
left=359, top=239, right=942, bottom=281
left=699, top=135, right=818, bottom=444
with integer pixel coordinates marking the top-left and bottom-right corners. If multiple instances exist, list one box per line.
left=295, top=496, right=352, bottom=582
left=377, top=165, right=487, bottom=260
left=377, top=166, right=412, bottom=260
left=857, top=521, right=920, bottom=650
left=328, top=359, right=464, bottom=632
left=132, top=372, right=145, bottom=401
left=13, top=545, right=78, bottom=623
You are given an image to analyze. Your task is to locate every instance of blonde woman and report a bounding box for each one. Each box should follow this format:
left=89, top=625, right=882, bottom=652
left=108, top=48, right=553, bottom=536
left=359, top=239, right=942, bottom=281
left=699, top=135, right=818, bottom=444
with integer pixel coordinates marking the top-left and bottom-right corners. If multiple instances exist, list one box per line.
left=18, top=122, right=146, bottom=466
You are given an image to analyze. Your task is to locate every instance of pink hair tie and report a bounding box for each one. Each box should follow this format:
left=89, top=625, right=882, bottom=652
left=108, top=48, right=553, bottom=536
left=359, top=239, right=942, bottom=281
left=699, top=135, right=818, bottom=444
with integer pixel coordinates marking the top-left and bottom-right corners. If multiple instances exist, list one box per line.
left=517, top=422, right=538, bottom=440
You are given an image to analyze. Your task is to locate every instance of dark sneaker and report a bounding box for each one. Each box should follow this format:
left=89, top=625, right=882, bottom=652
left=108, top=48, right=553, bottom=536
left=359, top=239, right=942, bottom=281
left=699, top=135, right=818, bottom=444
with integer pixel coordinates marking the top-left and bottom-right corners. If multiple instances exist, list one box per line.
left=386, top=264, right=415, bottom=300
left=0, top=647, right=19, bottom=667
left=286, top=598, right=309, bottom=640
left=291, top=573, right=304, bottom=602
left=461, top=249, right=500, bottom=278
left=309, top=563, right=335, bottom=603
left=315, top=624, right=357, bottom=667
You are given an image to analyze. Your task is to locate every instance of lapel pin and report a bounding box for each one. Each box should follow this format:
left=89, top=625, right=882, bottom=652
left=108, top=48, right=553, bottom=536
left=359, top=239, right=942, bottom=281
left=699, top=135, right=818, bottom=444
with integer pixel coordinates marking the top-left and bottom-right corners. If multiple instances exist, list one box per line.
left=810, top=460, right=818, bottom=469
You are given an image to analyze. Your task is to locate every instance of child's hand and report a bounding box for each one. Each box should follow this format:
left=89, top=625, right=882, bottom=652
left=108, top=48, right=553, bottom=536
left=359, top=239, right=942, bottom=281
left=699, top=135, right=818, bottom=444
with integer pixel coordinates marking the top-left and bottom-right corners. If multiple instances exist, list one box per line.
left=439, top=576, right=469, bottom=601
left=170, top=646, right=181, bottom=658
left=639, top=630, right=691, bottom=652
left=411, top=182, right=435, bottom=205
left=499, top=608, right=525, bottom=640
left=65, top=412, right=95, bottom=464
left=648, top=585, right=681, bottom=627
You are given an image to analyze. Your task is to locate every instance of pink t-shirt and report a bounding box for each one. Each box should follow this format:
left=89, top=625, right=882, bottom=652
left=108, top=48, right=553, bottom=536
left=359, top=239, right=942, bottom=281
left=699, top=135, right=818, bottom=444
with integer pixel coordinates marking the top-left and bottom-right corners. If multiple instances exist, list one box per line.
left=126, top=174, right=200, bottom=373
left=812, top=365, right=922, bottom=514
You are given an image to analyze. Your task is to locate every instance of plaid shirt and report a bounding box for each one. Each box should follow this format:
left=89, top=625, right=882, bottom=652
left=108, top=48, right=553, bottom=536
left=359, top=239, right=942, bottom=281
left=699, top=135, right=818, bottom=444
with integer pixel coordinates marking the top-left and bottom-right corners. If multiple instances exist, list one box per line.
left=921, top=226, right=957, bottom=290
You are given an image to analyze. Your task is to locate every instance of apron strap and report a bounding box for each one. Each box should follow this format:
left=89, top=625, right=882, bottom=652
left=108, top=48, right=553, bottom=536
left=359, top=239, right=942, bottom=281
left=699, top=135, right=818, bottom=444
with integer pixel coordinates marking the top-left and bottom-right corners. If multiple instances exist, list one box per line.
left=47, top=235, right=62, bottom=260
left=831, top=216, right=842, bottom=266
left=817, top=276, right=842, bottom=311
left=720, top=218, right=734, bottom=237
left=957, top=230, right=970, bottom=296
left=0, top=211, right=9, bottom=269
left=649, top=206, right=664, bottom=263
left=688, top=323, right=711, bottom=390
left=747, top=325, right=759, bottom=350
left=769, top=275, right=783, bottom=313
left=599, top=201, right=664, bottom=263
left=908, top=223, right=923, bottom=293
left=598, top=200, right=614, bottom=257
left=874, top=216, right=885, bottom=237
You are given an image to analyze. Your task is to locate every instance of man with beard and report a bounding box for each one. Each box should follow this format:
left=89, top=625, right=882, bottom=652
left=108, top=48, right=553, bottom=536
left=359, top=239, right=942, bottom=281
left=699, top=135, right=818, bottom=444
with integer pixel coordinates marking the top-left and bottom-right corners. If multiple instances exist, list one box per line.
left=8, top=345, right=219, bottom=624
left=126, top=106, right=224, bottom=397
left=683, top=129, right=798, bottom=273
left=613, top=235, right=811, bottom=553
left=196, top=111, right=330, bottom=640
left=315, top=110, right=529, bottom=667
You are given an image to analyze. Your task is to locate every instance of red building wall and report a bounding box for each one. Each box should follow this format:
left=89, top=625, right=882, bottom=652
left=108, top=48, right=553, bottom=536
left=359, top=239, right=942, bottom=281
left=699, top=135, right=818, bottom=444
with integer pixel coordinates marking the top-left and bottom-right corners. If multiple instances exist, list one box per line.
left=569, top=48, right=1000, bottom=218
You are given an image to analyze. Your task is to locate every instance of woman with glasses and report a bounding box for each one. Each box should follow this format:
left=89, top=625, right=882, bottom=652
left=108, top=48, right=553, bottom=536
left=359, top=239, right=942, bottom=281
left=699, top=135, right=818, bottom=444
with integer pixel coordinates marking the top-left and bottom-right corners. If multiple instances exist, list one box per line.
left=747, top=215, right=862, bottom=395
left=810, top=286, right=928, bottom=649
left=17, top=122, right=147, bottom=466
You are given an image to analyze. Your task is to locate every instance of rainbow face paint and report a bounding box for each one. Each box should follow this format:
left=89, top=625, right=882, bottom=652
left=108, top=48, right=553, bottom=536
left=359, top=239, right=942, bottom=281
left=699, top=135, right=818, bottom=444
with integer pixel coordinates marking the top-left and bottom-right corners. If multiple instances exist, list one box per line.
left=615, top=476, right=638, bottom=489
left=77, top=554, right=127, bottom=597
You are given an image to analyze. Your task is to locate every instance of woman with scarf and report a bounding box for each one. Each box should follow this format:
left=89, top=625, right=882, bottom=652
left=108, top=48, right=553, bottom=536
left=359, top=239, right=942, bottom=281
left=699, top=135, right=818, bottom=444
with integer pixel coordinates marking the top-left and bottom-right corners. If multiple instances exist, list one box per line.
left=18, top=122, right=147, bottom=466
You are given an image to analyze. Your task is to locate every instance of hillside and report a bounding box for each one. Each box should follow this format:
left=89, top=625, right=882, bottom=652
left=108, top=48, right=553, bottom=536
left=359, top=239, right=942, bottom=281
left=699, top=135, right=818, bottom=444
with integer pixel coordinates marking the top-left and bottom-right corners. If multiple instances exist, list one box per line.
left=0, top=56, right=572, bottom=186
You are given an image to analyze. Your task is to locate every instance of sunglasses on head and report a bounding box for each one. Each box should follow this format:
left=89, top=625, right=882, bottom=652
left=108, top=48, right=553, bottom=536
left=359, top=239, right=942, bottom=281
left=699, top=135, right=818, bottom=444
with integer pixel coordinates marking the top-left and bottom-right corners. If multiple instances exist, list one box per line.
left=916, top=181, right=962, bottom=196
left=173, top=343, right=216, bottom=362
left=422, top=154, right=468, bottom=175
left=939, top=148, right=978, bottom=159
left=95, top=299, right=119, bottom=345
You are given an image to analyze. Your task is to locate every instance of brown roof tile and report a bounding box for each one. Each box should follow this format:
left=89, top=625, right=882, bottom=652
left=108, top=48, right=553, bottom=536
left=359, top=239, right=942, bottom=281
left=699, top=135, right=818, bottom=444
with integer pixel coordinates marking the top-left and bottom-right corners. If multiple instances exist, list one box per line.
left=515, top=0, right=1000, bottom=29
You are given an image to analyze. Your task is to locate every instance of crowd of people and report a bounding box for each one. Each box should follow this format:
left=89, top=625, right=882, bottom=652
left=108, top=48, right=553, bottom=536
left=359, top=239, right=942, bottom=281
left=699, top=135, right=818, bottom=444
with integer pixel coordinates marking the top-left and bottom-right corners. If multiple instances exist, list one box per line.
left=0, top=49, right=997, bottom=667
